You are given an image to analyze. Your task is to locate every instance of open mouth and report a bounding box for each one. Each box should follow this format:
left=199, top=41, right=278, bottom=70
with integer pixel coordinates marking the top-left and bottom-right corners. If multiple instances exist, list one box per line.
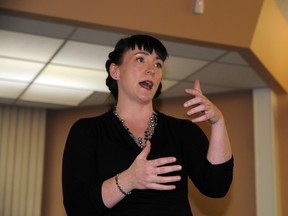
left=139, top=80, right=154, bottom=90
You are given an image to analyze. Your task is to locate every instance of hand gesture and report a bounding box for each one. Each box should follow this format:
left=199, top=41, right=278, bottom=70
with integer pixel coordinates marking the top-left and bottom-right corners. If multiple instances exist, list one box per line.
left=126, top=140, right=182, bottom=191
left=184, top=80, right=223, bottom=125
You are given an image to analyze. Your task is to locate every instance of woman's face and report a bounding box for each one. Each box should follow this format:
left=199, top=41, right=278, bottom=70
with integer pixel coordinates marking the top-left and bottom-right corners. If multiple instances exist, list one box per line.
left=114, top=47, right=164, bottom=104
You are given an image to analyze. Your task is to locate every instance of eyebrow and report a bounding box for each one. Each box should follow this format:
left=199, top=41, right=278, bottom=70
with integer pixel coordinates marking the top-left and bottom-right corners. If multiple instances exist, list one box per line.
left=133, top=51, right=162, bottom=60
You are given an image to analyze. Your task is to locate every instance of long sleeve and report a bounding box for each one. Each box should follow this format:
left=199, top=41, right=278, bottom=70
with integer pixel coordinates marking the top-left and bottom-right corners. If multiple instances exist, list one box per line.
left=62, top=119, right=110, bottom=216
left=199, top=157, right=234, bottom=198
left=181, top=120, right=234, bottom=198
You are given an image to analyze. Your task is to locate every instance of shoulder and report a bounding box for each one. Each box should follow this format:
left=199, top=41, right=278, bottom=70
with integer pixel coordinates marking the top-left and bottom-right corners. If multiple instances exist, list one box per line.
left=157, top=112, right=208, bottom=146
left=70, top=109, right=113, bottom=133
left=156, top=111, right=207, bottom=137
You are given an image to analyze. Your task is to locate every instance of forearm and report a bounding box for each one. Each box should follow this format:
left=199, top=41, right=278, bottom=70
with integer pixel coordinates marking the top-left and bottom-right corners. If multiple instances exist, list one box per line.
left=102, top=171, right=133, bottom=208
left=207, top=118, right=232, bottom=164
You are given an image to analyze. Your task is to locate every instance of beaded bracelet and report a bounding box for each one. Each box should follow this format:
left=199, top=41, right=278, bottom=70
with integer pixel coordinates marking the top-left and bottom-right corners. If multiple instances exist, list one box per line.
left=115, top=174, right=131, bottom=196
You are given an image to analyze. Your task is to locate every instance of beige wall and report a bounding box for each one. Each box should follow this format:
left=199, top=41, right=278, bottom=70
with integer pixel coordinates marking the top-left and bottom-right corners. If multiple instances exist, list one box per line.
left=42, top=90, right=256, bottom=216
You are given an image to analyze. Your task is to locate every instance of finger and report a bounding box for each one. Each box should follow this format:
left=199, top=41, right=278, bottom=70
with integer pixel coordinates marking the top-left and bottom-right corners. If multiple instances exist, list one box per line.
left=156, top=164, right=182, bottom=175
left=155, top=175, right=181, bottom=184
left=152, top=156, right=177, bottom=167
left=193, top=79, right=201, bottom=92
left=184, top=88, right=201, bottom=97
left=184, top=96, right=203, bottom=108
left=186, top=104, right=207, bottom=116
left=191, top=114, right=210, bottom=123
left=137, top=140, right=151, bottom=159
left=150, top=183, right=177, bottom=191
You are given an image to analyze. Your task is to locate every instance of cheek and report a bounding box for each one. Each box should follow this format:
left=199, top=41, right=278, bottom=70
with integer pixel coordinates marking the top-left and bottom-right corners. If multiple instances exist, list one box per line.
left=154, top=75, right=162, bottom=89
left=156, top=71, right=163, bottom=80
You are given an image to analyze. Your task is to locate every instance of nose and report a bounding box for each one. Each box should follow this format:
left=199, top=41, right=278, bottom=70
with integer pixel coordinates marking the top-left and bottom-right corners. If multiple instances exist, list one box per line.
left=146, top=65, right=156, bottom=76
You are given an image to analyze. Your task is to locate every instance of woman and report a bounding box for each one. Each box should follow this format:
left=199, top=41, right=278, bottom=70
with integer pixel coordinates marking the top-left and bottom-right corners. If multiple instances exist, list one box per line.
left=62, top=34, right=233, bottom=216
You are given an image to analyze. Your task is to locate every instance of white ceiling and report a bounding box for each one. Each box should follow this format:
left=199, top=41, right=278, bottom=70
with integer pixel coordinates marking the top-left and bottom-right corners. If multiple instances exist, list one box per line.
left=0, top=15, right=267, bottom=109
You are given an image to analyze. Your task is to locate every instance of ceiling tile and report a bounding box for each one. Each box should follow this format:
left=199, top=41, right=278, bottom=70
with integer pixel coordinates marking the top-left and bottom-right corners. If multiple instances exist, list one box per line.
left=162, top=40, right=227, bottom=60
left=0, top=14, right=75, bottom=38
left=164, top=56, right=208, bottom=80
left=79, top=92, right=113, bottom=107
left=159, top=81, right=239, bottom=99
left=0, top=30, right=64, bottom=62
left=161, top=79, right=178, bottom=91
left=186, top=62, right=267, bottom=89
left=35, top=64, right=110, bottom=92
left=21, top=84, right=93, bottom=106
left=217, top=51, right=248, bottom=65
left=71, top=28, right=128, bottom=46
left=0, top=57, right=44, bottom=82
left=51, top=41, right=113, bottom=70
left=0, top=80, right=28, bottom=99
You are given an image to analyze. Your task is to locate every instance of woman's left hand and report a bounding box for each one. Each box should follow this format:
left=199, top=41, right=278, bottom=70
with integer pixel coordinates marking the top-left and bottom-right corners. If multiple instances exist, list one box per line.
left=183, top=80, right=223, bottom=125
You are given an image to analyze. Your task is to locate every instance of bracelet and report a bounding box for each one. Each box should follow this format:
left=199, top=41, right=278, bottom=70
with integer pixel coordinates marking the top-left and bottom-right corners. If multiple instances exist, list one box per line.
left=115, top=174, right=131, bottom=196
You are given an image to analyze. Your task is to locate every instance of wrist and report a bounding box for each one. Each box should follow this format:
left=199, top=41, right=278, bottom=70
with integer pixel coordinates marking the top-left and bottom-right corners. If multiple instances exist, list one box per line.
left=115, top=173, right=132, bottom=196
left=210, top=115, right=225, bottom=126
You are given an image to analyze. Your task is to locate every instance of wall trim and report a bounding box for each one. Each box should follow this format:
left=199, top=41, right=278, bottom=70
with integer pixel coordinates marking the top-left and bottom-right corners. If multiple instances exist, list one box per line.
left=253, top=88, right=278, bottom=216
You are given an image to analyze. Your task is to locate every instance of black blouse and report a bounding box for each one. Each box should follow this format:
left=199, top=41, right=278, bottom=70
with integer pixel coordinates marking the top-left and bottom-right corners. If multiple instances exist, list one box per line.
left=62, top=109, right=233, bottom=216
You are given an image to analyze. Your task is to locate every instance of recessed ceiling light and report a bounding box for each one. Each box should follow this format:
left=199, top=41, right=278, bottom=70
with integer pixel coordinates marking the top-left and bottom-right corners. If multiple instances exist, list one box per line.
left=0, top=30, right=63, bottom=62
left=34, top=64, right=109, bottom=92
left=0, top=57, right=44, bottom=82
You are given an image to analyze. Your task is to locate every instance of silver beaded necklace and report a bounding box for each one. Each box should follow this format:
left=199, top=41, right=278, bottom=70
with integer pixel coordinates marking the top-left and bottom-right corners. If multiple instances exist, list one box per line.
left=113, top=107, right=158, bottom=149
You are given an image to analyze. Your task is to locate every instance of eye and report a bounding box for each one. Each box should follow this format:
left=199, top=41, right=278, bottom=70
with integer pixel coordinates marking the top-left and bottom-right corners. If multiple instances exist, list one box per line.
left=155, top=62, right=163, bottom=68
left=136, top=57, right=144, bottom=63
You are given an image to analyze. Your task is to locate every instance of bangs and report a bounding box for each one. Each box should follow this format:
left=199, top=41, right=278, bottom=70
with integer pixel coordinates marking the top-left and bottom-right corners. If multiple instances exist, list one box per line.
left=124, top=35, right=168, bottom=61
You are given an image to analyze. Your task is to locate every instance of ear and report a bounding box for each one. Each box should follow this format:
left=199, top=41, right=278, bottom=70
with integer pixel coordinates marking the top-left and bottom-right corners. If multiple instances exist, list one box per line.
left=109, top=63, right=119, bottom=80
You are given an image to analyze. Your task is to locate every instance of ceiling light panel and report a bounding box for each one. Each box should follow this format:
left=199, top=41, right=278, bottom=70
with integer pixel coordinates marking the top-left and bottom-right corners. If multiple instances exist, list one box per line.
left=0, top=57, right=44, bottom=82
left=51, top=41, right=113, bottom=70
left=0, top=80, right=28, bottom=99
left=164, top=56, right=208, bottom=80
left=34, top=64, right=110, bottom=92
left=21, top=84, right=93, bottom=106
left=0, top=30, right=64, bottom=62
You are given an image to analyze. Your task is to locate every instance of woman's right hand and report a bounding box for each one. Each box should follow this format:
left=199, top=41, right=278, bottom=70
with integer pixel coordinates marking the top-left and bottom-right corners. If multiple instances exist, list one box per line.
left=102, top=140, right=182, bottom=208
left=124, top=140, right=182, bottom=191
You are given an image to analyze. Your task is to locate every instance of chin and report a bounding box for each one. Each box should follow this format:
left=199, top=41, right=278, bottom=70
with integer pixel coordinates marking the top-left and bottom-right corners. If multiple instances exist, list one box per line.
left=138, top=95, right=154, bottom=103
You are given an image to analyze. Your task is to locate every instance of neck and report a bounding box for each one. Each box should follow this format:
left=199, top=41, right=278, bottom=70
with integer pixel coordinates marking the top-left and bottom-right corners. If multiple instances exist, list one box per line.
left=115, top=101, right=154, bottom=121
